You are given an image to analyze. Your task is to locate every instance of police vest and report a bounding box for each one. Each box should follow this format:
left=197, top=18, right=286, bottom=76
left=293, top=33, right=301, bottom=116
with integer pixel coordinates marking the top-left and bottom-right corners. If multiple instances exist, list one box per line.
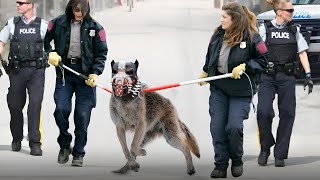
left=9, top=16, right=44, bottom=61
left=265, top=22, right=298, bottom=65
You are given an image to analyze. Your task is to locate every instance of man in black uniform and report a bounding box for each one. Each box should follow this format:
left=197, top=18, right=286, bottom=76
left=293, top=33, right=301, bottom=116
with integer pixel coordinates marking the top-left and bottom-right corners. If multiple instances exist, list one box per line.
left=0, top=0, right=48, bottom=156
left=44, top=0, right=108, bottom=167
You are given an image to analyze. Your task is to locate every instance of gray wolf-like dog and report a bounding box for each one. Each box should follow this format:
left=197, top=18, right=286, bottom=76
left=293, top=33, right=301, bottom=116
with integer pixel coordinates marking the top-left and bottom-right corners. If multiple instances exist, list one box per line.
left=109, top=60, right=200, bottom=175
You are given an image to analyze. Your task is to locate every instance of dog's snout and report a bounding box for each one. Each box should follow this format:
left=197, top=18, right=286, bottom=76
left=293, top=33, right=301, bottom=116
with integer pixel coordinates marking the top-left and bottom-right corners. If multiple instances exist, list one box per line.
left=113, top=77, right=128, bottom=86
left=115, top=78, right=124, bottom=85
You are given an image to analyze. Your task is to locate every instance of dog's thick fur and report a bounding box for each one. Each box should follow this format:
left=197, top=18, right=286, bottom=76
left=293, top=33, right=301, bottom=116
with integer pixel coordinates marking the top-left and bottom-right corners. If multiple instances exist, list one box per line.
left=109, top=60, right=200, bottom=175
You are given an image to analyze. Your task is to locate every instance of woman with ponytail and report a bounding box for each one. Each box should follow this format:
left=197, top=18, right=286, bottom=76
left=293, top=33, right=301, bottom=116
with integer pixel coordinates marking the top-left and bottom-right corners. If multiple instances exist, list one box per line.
left=198, top=2, right=268, bottom=178
left=257, top=0, right=313, bottom=167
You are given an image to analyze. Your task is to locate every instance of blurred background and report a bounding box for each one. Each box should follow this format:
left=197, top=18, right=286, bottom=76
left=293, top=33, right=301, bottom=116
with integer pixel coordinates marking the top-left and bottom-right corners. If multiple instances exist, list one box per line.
left=0, top=0, right=273, bottom=28
left=0, top=0, right=118, bottom=26
left=0, top=0, right=121, bottom=59
left=0, top=0, right=268, bottom=59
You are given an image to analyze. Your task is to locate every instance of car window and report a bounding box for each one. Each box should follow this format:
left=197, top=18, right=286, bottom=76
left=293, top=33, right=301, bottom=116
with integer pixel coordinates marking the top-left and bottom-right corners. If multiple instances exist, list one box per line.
left=292, top=0, right=320, bottom=4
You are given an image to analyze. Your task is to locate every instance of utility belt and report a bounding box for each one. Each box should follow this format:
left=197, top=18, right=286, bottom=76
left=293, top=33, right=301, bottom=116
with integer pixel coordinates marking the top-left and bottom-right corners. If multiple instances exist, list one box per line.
left=265, top=61, right=300, bottom=76
left=6, top=58, right=49, bottom=74
left=65, top=57, right=82, bottom=64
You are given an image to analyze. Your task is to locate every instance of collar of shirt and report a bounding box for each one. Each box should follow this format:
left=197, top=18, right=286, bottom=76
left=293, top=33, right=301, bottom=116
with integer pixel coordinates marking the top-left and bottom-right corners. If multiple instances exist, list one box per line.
left=71, top=19, right=83, bottom=25
left=271, top=19, right=287, bottom=28
left=21, top=15, right=36, bottom=24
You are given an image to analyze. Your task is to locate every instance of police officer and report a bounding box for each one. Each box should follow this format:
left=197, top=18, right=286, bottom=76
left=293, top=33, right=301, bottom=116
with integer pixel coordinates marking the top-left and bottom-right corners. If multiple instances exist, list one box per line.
left=0, top=0, right=48, bottom=156
left=44, top=0, right=108, bottom=167
left=257, top=0, right=313, bottom=167
left=199, top=2, right=267, bottom=178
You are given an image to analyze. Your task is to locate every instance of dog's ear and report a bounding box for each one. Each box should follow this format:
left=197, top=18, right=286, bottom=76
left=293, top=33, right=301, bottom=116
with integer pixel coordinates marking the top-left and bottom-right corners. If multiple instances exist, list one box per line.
left=111, top=60, right=115, bottom=68
left=134, top=59, right=139, bottom=70
left=111, top=60, right=117, bottom=75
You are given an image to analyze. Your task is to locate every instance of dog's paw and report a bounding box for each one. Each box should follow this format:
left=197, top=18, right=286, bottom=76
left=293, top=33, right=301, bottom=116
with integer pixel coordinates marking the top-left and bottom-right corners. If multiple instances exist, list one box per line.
left=112, top=166, right=130, bottom=174
left=139, top=148, right=147, bottom=156
left=131, top=148, right=147, bottom=157
left=187, top=168, right=195, bottom=176
left=130, top=162, right=140, bottom=172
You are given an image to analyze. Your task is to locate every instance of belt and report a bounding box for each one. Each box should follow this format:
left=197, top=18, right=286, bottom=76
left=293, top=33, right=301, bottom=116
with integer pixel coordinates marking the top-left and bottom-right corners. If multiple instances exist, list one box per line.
left=19, top=61, right=37, bottom=68
left=273, top=64, right=285, bottom=72
left=66, top=57, right=82, bottom=64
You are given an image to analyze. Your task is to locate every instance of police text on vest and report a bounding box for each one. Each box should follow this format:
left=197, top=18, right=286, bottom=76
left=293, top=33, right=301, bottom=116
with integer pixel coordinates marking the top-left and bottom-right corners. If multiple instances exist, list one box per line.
left=271, top=32, right=290, bottom=39
left=20, top=28, right=36, bottom=34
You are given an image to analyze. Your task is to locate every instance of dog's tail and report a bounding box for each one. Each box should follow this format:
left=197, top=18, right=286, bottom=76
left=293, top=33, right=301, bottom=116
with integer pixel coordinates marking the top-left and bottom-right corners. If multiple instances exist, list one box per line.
left=179, top=120, right=200, bottom=158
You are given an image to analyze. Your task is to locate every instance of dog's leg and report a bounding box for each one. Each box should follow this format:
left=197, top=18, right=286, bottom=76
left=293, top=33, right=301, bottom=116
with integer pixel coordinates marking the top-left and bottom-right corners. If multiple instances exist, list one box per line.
left=162, top=122, right=195, bottom=175
left=116, top=127, right=134, bottom=161
left=140, top=127, right=161, bottom=148
left=112, top=127, right=140, bottom=174
left=130, top=120, right=147, bottom=157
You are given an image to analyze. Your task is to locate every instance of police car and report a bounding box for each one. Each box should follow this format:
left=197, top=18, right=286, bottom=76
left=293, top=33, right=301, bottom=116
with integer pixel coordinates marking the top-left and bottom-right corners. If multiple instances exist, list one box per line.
left=257, top=0, right=320, bottom=81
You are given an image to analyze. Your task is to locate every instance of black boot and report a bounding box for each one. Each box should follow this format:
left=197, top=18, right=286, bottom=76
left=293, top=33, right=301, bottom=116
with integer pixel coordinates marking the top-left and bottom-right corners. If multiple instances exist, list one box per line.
left=30, top=144, right=42, bottom=156
left=231, top=160, right=243, bottom=177
left=58, top=148, right=71, bottom=164
left=210, top=166, right=227, bottom=178
left=11, top=141, right=21, bottom=152
left=71, top=156, right=83, bottom=167
left=258, top=150, right=270, bottom=166
left=275, top=158, right=285, bottom=167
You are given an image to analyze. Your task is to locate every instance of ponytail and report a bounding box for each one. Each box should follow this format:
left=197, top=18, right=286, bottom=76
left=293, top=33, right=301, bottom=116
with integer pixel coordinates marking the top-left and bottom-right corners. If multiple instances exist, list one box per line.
left=242, top=5, right=258, bottom=41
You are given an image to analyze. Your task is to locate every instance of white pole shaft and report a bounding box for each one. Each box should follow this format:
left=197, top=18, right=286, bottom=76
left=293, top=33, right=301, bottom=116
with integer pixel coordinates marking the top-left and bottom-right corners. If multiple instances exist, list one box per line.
left=62, top=64, right=81, bottom=76
left=180, top=73, right=233, bottom=86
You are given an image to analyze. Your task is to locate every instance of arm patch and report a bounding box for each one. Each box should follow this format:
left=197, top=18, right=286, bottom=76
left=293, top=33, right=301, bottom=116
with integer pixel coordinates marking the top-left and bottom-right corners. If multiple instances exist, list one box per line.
left=257, top=41, right=267, bottom=54
left=47, top=21, right=53, bottom=32
left=98, top=29, right=106, bottom=42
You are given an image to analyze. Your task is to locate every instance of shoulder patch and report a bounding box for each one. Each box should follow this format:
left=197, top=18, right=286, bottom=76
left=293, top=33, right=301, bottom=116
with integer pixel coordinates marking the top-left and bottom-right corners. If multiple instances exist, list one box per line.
left=47, top=21, right=53, bottom=32
left=257, top=41, right=267, bottom=54
left=98, top=29, right=106, bottom=42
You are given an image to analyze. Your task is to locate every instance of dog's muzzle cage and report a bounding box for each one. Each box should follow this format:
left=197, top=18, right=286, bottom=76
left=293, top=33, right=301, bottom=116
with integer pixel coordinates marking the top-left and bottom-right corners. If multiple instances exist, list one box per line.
left=112, top=73, right=134, bottom=97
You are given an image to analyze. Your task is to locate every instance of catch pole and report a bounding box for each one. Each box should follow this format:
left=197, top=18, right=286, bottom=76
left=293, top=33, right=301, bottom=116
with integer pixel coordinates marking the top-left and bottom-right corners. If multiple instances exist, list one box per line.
left=58, top=62, right=112, bottom=93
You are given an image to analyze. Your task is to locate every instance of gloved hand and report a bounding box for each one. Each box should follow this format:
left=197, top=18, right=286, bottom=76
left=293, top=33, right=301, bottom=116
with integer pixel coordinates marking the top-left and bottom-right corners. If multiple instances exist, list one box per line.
left=198, top=71, right=208, bottom=86
left=85, top=74, right=98, bottom=87
left=48, top=52, right=61, bottom=67
left=304, top=72, right=313, bottom=94
left=232, top=63, right=246, bottom=79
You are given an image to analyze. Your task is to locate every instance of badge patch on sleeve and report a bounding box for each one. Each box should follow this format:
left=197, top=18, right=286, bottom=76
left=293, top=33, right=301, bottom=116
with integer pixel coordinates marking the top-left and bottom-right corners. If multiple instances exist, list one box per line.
left=98, top=29, right=106, bottom=42
left=48, top=21, right=53, bottom=32
left=257, top=41, right=267, bottom=54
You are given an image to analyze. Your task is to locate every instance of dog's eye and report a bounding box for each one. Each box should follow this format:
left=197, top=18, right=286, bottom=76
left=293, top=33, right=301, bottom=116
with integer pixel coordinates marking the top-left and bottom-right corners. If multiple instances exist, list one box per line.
left=126, top=69, right=134, bottom=75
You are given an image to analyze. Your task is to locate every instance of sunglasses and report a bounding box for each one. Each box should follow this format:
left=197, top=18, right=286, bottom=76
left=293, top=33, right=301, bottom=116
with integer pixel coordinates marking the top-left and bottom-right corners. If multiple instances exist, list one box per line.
left=279, top=8, right=294, bottom=13
left=16, top=1, right=31, bottom=6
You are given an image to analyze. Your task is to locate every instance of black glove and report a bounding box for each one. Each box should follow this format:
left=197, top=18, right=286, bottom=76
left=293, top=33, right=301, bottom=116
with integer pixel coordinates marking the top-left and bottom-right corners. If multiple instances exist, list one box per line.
left=0, top=54, right=5, bottom=76
left=304, top=72, right=313, bottom=94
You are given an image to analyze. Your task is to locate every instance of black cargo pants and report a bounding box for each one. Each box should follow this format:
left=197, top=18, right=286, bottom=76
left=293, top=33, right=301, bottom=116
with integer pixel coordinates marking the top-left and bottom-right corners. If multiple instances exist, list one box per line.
left=7, top=66, right=45, bottom=147
left=257, top=72, right=296, bottom=159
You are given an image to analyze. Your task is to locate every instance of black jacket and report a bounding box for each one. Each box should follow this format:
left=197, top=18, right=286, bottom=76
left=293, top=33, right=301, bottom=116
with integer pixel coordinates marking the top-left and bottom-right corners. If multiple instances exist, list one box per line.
left=44, top=14, right=108, bottom=76
left=203, top=28, right=268, bottom=96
